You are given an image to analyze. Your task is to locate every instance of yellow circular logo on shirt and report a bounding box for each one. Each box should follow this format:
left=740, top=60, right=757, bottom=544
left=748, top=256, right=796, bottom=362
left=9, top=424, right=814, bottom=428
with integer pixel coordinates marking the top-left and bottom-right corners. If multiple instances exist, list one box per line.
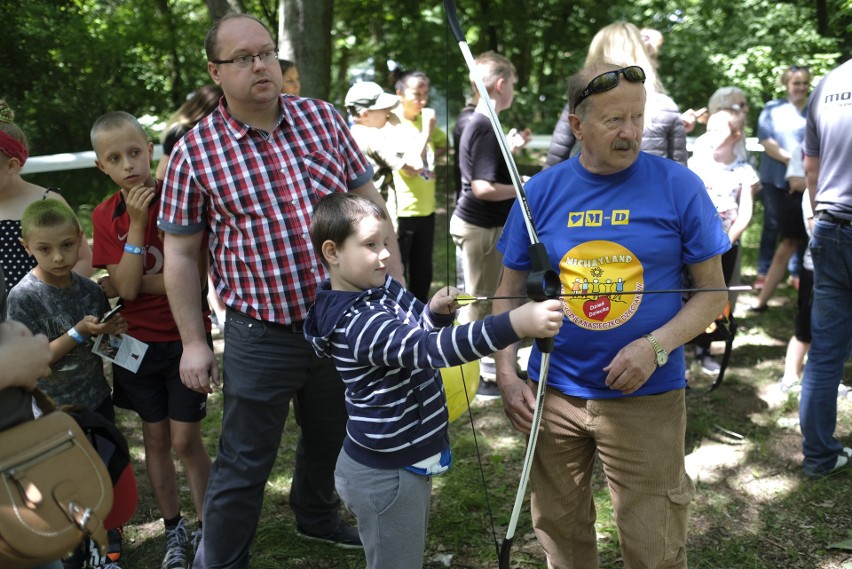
left=559, top=240, right=644, bottom=330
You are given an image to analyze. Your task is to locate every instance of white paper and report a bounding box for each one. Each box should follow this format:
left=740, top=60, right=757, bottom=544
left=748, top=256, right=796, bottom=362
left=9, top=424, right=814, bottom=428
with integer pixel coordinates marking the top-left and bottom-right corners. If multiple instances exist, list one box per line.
left=92, top=333, right=149, bottom=373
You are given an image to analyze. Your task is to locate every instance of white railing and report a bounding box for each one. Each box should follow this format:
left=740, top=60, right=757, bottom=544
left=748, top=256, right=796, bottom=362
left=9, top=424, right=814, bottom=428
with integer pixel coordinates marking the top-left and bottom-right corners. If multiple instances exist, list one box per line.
left=21, top=146, right=165, bottom=175
left=21, top=138, right=763, bottom=175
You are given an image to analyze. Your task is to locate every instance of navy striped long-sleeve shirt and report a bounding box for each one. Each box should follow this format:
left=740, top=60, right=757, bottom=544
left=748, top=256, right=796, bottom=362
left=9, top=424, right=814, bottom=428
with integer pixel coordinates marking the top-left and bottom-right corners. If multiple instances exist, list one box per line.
left=304, top=276, right=519, bottom=470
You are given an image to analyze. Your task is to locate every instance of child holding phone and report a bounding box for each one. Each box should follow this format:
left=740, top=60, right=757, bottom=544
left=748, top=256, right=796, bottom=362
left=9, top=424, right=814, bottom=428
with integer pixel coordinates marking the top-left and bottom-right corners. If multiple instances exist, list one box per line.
left=7, top=199, right=127, bottom=411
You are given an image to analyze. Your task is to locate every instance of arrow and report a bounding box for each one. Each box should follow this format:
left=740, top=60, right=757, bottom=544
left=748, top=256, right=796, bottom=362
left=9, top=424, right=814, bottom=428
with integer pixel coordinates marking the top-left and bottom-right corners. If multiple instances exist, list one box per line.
left=454, top=286, right=751, bottom=306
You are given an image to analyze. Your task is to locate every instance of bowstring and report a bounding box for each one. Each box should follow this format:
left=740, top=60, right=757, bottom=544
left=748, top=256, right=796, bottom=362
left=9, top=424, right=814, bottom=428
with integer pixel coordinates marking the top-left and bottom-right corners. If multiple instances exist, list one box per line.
left=443, top=13, right=501, bottom=559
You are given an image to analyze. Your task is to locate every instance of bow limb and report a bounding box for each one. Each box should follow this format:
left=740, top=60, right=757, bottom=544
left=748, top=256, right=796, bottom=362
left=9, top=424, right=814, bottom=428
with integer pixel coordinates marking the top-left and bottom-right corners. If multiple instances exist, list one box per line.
left=443, top=2, right=558, bottom=568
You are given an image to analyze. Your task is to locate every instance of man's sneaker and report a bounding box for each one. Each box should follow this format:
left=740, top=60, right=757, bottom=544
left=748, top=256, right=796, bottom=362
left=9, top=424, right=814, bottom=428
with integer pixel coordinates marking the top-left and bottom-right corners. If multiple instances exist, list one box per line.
left=162, top=518, right=189, bottom=569
left=700, top=355, right=721, bottom=375
left=807, top=447, right=852, bottom=478
left=296, top=521, right=363, bottom=550
left=824, top=447, right=852, bottom=476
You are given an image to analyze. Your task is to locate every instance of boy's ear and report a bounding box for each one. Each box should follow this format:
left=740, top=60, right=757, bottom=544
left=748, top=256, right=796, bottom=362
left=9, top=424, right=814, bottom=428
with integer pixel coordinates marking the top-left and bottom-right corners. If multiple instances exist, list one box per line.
left=94, top=158, right=107, bottom=174
left=18, top=237, right=33, bottom=257
left=321, top=240, right=340, bottom=266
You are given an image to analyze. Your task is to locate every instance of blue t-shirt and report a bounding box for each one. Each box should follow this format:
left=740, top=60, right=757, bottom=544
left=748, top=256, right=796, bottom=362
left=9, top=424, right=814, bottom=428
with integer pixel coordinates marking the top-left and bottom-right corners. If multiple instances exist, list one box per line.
left=498, top=152, right=730, bottom=399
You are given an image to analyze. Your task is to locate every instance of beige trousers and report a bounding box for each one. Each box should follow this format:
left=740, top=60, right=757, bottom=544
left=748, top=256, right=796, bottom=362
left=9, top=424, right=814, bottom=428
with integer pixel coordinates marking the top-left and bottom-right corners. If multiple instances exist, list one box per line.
left=530, top=388, right=693, bottom=569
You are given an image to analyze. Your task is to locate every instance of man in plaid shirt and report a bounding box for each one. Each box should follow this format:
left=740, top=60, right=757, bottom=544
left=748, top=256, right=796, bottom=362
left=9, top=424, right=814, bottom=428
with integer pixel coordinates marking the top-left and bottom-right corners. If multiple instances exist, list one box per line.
left=158, top=13, right=403, bottom=569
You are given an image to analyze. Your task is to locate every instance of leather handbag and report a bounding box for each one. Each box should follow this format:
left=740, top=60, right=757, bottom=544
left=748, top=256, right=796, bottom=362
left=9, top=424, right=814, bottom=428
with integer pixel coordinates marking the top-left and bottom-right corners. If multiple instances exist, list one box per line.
left=0, top=406, right=113, bottom=569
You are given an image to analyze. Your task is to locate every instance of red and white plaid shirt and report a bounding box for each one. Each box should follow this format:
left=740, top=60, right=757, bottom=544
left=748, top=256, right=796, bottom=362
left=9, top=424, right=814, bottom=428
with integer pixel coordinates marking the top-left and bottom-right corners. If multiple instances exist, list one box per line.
left=159, top=95, right=373, bottom=324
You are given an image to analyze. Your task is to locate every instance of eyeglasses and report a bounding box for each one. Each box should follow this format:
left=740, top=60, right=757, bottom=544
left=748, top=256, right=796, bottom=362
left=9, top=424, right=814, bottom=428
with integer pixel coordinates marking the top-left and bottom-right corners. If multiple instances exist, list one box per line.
left=573, top=66, right=646, bottom=111
left=211, top=48, right=279, bottom=68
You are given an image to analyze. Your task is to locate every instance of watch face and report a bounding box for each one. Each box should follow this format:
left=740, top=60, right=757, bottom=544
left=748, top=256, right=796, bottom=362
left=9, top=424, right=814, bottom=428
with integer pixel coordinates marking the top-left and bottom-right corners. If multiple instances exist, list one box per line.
left=657, top=351, right=668, bottom=366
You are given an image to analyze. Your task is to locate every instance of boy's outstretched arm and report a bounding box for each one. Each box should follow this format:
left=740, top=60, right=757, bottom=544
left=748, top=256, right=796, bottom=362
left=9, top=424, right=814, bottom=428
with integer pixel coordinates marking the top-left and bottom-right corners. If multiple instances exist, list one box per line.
left=507, top=299, right=564, bottom=339
left=429, top=286, right=463, bottom=316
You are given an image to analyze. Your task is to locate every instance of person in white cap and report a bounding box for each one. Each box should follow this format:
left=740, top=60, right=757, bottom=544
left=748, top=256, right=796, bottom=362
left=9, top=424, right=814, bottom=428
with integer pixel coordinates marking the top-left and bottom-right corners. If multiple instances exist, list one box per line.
left=345, top=81, right=413, bottom=201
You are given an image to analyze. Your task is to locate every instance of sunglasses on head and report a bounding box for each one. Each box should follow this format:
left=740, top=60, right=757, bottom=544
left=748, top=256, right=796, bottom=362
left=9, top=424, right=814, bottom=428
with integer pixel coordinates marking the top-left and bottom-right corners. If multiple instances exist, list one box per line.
left=573, top=66, right=646, bottom=111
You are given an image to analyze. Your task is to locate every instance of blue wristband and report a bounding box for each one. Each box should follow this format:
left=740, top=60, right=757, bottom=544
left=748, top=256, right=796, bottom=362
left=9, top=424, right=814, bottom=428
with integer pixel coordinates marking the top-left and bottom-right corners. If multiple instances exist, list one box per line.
left=67, top=327, right=86, bottom=344
left=124, top=243, right=144, bottom=255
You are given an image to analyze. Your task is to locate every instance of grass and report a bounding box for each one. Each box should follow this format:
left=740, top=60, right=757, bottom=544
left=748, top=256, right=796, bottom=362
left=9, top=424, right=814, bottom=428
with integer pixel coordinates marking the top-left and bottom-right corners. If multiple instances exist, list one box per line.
left=114, top=179, right=852, bottom=568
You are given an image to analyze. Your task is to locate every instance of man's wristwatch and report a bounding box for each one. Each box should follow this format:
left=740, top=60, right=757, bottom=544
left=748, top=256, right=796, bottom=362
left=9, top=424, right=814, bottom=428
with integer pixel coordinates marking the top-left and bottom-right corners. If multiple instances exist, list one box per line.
left=643, top=334, right=668, bottom=367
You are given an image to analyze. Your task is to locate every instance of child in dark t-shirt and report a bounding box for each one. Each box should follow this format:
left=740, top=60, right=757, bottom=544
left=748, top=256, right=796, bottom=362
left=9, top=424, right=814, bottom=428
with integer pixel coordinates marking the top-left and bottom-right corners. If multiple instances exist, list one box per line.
left=6, top=199, right=126, bottom=412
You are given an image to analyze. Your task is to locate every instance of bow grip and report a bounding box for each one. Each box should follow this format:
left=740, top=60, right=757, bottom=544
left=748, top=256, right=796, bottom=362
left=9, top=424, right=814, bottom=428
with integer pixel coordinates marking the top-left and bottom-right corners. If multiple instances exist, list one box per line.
left=526, top=243, right=560, bottom=354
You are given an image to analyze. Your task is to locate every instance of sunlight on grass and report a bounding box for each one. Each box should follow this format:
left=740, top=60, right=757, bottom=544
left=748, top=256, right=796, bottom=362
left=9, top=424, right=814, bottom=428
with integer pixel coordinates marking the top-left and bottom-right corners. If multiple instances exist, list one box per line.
left=266, top=472, right=293, bottom=493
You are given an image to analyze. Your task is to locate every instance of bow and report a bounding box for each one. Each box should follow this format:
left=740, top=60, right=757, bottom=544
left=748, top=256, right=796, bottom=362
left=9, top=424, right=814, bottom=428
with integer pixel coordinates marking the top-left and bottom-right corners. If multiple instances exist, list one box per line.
left=443, top=2, right=560, bottom=567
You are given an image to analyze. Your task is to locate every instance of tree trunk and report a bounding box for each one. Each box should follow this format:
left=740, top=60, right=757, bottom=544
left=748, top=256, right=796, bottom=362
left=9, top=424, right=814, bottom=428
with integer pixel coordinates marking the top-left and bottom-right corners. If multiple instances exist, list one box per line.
left=278, top=0, right=333, bottom=100
left=154, top=0, right=187, bottom=107
left=205, top=0, right=241, bottom=22
left=814, top=0, right=828, bottom=36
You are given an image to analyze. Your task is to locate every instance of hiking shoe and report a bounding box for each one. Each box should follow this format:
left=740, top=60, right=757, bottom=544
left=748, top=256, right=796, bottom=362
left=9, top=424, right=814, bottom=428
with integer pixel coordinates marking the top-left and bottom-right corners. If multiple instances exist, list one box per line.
left=296, top=522, right=363, bottom=549
left=162, top=518, right=189, bottom=569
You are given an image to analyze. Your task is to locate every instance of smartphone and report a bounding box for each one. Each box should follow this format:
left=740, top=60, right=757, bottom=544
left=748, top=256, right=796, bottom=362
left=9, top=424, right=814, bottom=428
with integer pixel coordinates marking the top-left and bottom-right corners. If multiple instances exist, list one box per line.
left=102, top=303, right=124, bottom=323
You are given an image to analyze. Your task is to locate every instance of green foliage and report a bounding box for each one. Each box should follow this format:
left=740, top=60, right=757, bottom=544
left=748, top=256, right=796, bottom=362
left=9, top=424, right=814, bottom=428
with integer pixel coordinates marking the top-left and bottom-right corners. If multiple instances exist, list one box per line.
left=658, top=0, right=839, bottom=113
left=2, top=0, right=847, bottom=209
left=1, top=0, right=212, bottom=207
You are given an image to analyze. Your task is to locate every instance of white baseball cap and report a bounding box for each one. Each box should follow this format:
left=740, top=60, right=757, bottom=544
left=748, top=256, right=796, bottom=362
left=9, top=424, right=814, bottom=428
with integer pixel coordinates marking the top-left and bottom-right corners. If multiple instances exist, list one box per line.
left=344, top=82, right=399, bottom=113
